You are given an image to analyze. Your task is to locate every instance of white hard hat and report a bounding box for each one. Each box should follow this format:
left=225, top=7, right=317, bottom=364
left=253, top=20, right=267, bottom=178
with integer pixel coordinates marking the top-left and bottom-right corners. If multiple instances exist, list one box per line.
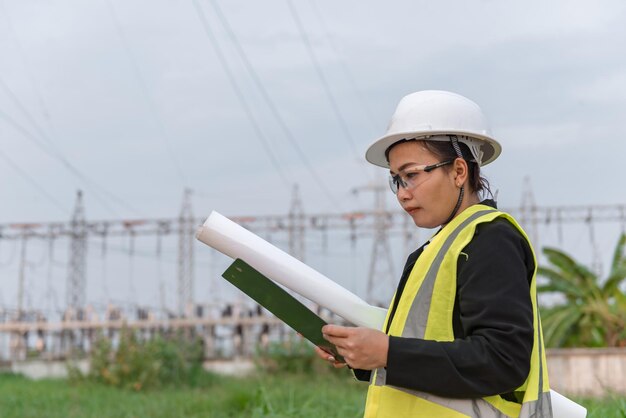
left=365, top=90, right=501, bottom=168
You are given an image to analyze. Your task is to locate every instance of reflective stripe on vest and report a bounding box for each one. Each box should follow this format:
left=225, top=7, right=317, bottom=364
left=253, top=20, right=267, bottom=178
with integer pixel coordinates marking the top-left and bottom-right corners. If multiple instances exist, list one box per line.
left=364, top=204, right=553, bottom=418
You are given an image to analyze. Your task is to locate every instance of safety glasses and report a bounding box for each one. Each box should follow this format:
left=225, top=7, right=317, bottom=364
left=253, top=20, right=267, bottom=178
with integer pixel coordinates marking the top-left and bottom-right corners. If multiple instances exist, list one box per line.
left=388, top=160, right=454, bottom=194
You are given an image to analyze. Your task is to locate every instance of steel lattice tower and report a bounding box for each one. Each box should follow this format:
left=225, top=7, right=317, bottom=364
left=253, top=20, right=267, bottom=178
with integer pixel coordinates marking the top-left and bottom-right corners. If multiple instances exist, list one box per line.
left=178, top=188, right=195, bottom=317
left=67, top=190, right=87, bottom=311
left=288, top=184, right=305, bottom=261
left=520, top=176, right=539, bottom=247
left=354, top=181, right=396, bottom=305
left=16, top=231, right=27, bottom=319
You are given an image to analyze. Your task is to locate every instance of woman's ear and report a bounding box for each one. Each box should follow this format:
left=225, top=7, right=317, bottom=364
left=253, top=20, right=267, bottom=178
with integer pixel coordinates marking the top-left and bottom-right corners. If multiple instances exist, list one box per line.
left=453, top=158, right=468, bottom=187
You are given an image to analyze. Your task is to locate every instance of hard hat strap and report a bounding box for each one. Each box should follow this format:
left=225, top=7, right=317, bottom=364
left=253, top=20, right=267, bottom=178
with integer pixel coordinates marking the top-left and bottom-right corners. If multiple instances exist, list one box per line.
left=449, top=135, right=464, bottom=160
left=443, top=136, right=466, bottom=225
left=444, top=186, right=464, bottom=225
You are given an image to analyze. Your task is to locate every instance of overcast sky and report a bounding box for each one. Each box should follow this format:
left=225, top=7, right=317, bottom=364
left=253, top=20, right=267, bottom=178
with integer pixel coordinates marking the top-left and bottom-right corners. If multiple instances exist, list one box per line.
left=2, top=0, right=625, bottom=221
left=0, top=0, right=625, bottom=312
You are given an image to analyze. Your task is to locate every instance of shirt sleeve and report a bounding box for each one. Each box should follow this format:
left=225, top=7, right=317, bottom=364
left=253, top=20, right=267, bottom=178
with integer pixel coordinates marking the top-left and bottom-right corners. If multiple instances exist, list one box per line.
left=352, top=368, right=372, bottom=382
left=384, top=219, right=535, bottom=398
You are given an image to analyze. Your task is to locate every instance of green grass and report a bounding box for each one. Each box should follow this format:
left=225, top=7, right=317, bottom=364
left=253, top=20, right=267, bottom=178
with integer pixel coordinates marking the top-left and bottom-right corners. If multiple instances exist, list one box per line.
left=0, top=371, right=624, bottom=417
left=0, top=371, right=365, bottom=418
left=576, top=396, right=626, bottom=418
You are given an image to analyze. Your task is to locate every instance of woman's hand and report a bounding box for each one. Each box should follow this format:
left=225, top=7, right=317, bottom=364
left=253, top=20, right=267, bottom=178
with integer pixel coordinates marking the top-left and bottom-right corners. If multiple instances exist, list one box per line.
left=320, top=325, right=389, bottom=370
left=313, top=345, right=347, bottom=368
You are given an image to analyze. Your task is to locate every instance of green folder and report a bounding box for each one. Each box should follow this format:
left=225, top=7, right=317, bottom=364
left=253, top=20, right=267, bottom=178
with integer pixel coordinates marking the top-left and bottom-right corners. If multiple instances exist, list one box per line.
left=222, top=258, right=343, bottom=362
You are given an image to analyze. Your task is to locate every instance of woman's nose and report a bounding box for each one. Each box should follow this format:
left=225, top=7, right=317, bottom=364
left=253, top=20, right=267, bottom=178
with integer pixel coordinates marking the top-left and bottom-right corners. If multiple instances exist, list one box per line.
left=397, top=185, right=412, bottom=201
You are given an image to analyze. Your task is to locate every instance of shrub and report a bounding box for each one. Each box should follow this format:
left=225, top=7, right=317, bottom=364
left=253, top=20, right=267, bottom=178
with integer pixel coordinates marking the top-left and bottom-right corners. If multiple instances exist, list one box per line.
left=254, top=335, right=319, bottom=375
left=72, top=326, right=213, bottom=391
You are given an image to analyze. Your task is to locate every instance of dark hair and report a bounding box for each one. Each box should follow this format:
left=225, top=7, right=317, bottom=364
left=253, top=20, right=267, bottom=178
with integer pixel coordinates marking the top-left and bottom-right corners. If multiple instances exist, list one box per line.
left=386, top=139, right=493, bottom=199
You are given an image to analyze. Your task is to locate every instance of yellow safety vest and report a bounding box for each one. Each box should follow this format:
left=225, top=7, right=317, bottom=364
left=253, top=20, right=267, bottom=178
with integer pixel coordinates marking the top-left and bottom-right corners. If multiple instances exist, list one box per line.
left=364, top=204, right=552, bottom=418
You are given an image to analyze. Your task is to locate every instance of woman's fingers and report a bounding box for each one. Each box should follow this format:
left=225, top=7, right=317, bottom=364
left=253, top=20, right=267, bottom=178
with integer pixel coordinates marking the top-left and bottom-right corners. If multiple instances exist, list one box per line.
left=322, top=324, right=352, bottom=338
left=314, top=346, right=331, bottom=359
left=314, top=345, right=347, bottom=367
left=321, top=326, right=389, bottom=370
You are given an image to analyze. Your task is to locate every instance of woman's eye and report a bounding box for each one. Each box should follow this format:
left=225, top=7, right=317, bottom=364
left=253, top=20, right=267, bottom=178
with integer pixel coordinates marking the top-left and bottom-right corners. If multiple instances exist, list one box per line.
left=405, top=172, right=419, bottom=180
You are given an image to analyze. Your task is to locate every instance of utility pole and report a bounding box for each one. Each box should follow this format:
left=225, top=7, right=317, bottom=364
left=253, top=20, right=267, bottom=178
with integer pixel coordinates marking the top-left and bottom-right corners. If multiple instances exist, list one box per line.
left=520, top=176, right=539, bottom=247
left=354, top=180, right=396, bottom=305
left=586, top=208, right=603, bottom=277
left=67, top=190, right=87, bottom=312
left=17, top=232, right=27, bottom=320
left=178, top=188, right=194, bottom=317
left=287, top=184, right=310, bottom=310
left=288, top=184, right=305, bottom=261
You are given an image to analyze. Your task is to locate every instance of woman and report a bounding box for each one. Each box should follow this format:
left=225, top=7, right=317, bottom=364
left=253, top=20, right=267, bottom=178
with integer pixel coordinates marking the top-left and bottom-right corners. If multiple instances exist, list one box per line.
left=314, top=90, right=552, bottom=417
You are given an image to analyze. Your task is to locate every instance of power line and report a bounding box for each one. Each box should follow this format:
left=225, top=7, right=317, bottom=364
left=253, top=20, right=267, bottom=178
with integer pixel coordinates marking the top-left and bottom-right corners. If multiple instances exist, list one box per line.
left=0, top=105, right=137, bottom=217
left=86, top=238, right=177, bottom=261
left=208, top=0, right=342, bottom=210
left=0, top=1, right=59, bottom=146
left=0, top=77, right=143, bottom=217
left=0, top=201, right=624, bottom=317
left=104, top=0, right=188, bottom=187
left=0, top=106, right=120, bottom=215
left=1, top=5, right=152, bottom=218
left=0, top=0, right=61, bottom=147
left=192, top=0, right=291, bottom=187
left=0, top=239, right=18, bottom=267
left=0, top=78, right=58, bottom=155
left=308, top=0, right=379, bottom=133
left=286, top=0, right=368, bottom=175
left=0, top=149, right=68, bottom=215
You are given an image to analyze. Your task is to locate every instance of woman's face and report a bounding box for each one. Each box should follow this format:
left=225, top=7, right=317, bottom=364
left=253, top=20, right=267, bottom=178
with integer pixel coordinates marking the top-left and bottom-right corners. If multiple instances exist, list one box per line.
left=388, top=141, right=459, bottom=228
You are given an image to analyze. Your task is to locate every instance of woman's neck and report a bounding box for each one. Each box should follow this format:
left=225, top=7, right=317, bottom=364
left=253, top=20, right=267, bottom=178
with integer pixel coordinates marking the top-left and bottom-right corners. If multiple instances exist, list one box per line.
left=442, top=191, right=481, bottom=228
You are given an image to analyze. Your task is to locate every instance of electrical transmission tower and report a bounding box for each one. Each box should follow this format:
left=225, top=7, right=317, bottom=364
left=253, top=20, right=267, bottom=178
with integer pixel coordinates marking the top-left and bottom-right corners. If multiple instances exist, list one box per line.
left=67, top=190, right=87, bottom=312
left=178, top=188, right=194, bottom=317
left=354, top=181, right=396, bottom=305
left=520, top=176, right=539, bottom=246
left=16, top=231, right=27, bottom=319
left=288, top=184, right=305, bottom=261
left=2, top=185, right=625, bottom=322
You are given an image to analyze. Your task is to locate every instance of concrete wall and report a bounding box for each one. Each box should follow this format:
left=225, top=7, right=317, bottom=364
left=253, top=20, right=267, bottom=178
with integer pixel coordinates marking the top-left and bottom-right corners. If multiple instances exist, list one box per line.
left=4, top=347, right=626, bottom=398
left=547, top=348, right=626, bottom=397
left=10, top=359, right=89, bottom=380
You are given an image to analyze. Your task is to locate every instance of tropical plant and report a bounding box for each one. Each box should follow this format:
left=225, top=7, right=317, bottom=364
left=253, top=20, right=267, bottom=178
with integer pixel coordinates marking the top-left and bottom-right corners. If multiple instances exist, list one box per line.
left=537, top=233, right=626, bottom=347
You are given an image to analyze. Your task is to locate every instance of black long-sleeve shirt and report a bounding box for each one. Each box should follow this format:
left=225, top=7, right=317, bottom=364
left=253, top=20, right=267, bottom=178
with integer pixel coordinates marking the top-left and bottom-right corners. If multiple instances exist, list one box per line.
left=355, top=204, right=535, bottom=400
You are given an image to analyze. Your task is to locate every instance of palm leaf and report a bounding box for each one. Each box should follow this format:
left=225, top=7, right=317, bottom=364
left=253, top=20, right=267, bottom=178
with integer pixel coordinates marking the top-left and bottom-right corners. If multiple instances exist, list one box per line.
left=537, top=266, right=586, bottom=300
left=589, top=327, right=605, bottom=347
left=538, top=234, right=626, bottom=347
left=542, top=247, right=603, bottom=301
left=542, top=247, right=596, bottom=282
left=542, top=306, right=582, bottom=347
left=610, top=233, right=626, bottom=275
left=615, top=290, right=626, bottom=310
left=577, top=310, right=606, bottom=347
left=602, top=265, right=626, bottom=296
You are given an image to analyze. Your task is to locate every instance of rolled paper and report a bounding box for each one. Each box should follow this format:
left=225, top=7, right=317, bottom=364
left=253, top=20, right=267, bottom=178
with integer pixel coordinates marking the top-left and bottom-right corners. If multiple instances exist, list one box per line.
left=196, top=211, right=387, bottom=329
left=550, top=389, right=587, bottom=418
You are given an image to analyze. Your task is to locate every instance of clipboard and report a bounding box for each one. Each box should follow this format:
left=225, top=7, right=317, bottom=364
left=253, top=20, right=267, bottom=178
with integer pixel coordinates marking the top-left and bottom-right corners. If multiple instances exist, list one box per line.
left=222, top=258, right=343, bottom=362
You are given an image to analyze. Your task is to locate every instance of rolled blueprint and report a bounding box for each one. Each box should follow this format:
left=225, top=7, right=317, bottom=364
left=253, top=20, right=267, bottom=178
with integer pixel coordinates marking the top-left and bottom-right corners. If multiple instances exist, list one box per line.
left=551, top=389, right=587, bottom=418
left=196, top=211, right=387, bottom=329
